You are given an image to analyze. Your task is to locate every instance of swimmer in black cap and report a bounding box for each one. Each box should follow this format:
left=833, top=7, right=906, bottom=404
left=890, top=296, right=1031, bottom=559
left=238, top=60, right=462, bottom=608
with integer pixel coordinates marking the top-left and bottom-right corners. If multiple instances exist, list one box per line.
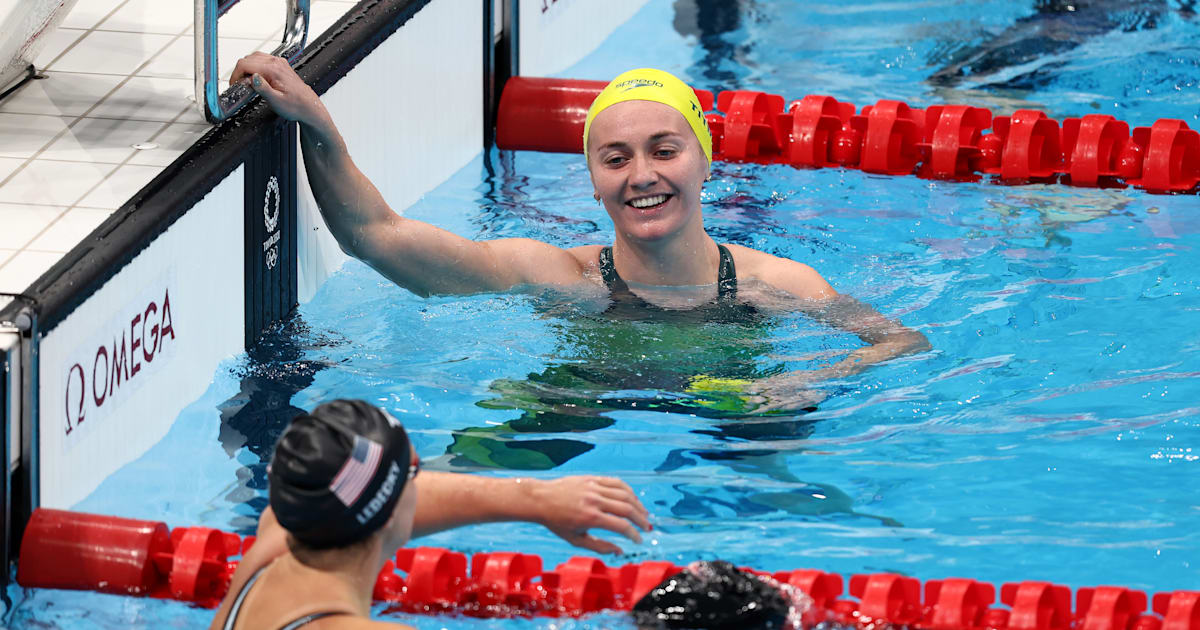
left=211, top=399, right=651, bottom=630
left=632, top=561, right=811, bottom=630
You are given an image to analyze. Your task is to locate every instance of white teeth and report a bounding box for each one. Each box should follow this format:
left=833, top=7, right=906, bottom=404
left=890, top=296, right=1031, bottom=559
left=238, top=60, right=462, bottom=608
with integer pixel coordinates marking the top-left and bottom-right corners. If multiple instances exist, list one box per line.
left=630, top=194, right=667, bottom=208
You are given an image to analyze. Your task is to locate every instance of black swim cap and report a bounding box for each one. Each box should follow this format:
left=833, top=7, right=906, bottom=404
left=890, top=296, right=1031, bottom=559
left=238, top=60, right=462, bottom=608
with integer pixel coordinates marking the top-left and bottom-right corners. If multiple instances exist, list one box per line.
left=632, top=561, right=805, bottom=630
left=268, top=399, right=413, bottom=548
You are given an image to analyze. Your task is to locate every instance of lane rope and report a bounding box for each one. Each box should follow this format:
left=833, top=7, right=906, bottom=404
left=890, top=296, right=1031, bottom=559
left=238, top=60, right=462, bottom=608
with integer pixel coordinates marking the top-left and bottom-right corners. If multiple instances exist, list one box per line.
left=495, top=76, right=1200, bottom=194
left=16, top=508, right=1200, bottom=628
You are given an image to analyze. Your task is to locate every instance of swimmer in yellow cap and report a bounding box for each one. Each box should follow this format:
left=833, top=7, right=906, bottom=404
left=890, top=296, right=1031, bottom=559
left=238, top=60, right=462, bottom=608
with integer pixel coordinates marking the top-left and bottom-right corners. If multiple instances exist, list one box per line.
left=231, top=54, right=929, bottom=409
left=583, top=68, right=713, bottom=163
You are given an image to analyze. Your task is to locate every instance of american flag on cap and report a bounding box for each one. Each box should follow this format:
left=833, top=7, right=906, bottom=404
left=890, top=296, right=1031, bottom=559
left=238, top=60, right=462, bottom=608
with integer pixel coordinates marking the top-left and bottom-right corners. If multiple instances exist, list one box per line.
left=330, top=435, right=382, bottom=507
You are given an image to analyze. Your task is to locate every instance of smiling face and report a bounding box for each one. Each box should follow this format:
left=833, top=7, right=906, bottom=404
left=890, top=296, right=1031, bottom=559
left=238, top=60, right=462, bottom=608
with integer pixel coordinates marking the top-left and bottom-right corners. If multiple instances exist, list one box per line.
left=587, top=100, right=710, bottom=244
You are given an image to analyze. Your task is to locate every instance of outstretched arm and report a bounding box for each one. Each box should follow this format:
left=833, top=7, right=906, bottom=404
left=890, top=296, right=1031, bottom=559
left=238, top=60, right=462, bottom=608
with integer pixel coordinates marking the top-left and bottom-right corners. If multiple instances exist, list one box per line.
left=412, top=472, right=652, bottom=555
left=212, top=471, right=651, bottom=627
left=743, top=249, right=930, bottom=408
left=229, top=53, right=583, bottom=296
left=800, top=292, right=931, bottom=381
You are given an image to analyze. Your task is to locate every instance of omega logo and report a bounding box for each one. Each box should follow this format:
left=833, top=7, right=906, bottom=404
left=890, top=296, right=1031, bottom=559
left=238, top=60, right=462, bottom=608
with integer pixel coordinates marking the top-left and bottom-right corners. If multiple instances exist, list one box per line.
left=63, top=288, right=176, bottom=437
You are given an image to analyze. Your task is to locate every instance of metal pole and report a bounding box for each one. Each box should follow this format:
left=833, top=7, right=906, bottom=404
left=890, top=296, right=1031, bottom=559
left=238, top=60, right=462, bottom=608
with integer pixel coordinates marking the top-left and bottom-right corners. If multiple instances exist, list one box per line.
left=483, top=0, right=496, bottom=150
left=0, top=325, right=16, bottom=600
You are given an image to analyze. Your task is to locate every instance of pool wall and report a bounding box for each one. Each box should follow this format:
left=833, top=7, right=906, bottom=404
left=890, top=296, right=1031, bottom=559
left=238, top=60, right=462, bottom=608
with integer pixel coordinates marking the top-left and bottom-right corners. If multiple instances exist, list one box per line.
left=518, top=0, right=652, bottom=77
left=38, top=170, right=245, bottom=510
left=0, top=0, right=650, bottom=590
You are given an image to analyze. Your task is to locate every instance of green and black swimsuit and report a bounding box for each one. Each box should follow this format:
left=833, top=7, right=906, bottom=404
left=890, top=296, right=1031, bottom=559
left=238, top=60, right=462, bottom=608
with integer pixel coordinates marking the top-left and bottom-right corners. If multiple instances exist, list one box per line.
left=597, top=244, right=759, bottom=323
left=444, top=244, right=812, bottom=472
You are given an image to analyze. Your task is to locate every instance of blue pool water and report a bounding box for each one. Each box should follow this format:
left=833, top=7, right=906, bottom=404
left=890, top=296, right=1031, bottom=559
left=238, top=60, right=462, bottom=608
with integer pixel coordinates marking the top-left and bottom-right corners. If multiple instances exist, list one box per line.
left=9, top=0, right=1200, bottom=627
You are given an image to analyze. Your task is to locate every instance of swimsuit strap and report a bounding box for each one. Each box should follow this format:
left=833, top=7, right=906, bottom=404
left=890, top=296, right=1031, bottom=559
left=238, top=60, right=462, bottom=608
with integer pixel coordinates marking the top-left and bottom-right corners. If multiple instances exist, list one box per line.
left=223, top=566, right=269, bottom=630
left=716, top=244, right=737, bottom=299
left=599, top=244, right=739, bottom=299
left=223, top=563, right=352, bottom=630
left=598, top=246, right=626, bottom=292
left=279, top=611, right=352, bottom=630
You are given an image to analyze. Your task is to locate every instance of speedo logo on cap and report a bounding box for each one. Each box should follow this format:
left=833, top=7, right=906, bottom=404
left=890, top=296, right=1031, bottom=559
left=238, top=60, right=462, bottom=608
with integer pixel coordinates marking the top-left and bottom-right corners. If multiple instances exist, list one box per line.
left=690, top=100, right=710, bottom=130
left=356, top=461, right=401, bottom=525
left=615, top=78, right=664, bottom=91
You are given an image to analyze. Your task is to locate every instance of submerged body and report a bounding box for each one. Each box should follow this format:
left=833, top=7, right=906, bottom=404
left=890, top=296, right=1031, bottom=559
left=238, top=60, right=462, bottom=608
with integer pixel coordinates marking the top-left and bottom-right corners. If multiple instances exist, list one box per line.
left=441, top=261, right=898, bottom=525
left=928, top=0, right=1182, bottom=89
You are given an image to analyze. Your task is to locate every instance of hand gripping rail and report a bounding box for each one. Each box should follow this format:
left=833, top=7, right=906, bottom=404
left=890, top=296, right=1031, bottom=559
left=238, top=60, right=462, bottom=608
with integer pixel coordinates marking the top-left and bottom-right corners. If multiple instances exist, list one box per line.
left=16, top=509, right=1200, bottom=629
left=194, top=0, right=310, bottom=123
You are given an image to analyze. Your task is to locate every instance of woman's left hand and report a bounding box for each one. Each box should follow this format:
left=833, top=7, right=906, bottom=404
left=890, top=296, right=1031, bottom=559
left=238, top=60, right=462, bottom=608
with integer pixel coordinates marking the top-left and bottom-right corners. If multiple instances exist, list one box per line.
left=528, top=476, right=652, bottom=555
left=748, top=370, right=831, bottom=413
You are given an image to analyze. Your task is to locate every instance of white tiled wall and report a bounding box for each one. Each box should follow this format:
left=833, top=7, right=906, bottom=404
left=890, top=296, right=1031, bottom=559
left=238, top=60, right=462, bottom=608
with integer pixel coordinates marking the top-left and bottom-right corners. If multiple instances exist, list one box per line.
left=0, top=0, right=357, bottom=297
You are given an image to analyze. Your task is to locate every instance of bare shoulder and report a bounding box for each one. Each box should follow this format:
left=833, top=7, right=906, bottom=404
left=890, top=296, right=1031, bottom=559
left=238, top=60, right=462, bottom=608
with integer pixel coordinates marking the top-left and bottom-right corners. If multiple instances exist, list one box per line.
left=723, top=243, right=836, bottom=300
left=209, top=513, right=289, bottom=630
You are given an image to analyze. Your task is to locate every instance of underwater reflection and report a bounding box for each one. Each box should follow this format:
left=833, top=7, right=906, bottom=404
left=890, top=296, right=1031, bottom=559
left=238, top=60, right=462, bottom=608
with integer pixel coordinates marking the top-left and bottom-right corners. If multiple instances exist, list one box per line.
left=435, top=292, right=901, bottom=527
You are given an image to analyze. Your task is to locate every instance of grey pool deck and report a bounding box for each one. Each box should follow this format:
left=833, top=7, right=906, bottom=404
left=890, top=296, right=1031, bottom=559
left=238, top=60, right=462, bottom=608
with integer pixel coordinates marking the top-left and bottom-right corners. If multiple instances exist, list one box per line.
left=0, top=0, right=356, bottom=307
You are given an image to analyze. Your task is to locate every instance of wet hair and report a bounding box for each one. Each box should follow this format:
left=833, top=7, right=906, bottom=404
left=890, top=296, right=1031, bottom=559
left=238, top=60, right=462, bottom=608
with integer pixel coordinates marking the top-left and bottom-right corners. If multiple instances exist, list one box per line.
left=268, top=399, right=413, bottom=549
left=632, top=561, right=806, bottom=629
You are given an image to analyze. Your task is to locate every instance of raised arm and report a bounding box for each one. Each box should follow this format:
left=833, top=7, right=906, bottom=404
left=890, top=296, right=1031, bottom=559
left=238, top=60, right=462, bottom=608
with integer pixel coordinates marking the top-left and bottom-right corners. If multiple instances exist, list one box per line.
left=412, top=471, right=652, bottom=555
left=230, top=53, right=583, bottom=296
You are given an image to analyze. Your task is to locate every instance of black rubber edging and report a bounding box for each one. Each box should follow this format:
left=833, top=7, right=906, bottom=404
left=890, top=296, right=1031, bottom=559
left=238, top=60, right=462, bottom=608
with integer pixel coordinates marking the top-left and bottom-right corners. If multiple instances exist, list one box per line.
left=0, top=0, right=433, bottom=334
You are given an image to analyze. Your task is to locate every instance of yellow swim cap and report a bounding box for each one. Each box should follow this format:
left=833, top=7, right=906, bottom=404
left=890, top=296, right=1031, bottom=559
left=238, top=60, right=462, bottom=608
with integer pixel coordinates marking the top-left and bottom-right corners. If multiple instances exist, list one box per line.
left=583, top=68, right=712, bottom=164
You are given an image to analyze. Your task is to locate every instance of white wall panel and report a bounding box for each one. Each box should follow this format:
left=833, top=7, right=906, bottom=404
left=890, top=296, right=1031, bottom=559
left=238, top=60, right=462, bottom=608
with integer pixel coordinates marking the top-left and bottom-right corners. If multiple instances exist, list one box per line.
left=37, top=168, right=245, bottom=509
left=298, top=0, right=484, bottom=302
left=296, top=136, right=348, bottom=303
left=519, top=0, right=651, bottom=77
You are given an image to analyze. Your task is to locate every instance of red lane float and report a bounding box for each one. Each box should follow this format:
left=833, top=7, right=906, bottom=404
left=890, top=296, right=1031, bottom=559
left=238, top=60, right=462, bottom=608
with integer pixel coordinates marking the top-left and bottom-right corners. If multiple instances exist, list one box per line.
left=918, top=105, right=993, bottom=181
left=16, top=509, right=1200, bottom=628
left=494, top=77, right=605, bottom=154
left=716, top=90, right=786, bottom=159
left=924, top=578, right=996, bottom=630
left=16, top=509, right=236, bottom=605
left=785, top=95, right=853, bottom=169
left=1061, top=115, right=1134, bottom=186
left=495, top=76, right=1200, bottom=194
left=988, top=110, right=1063, bottom=181
left=494, top=76, right=714, bottom=155
left=17, top=508, right=173, bottom=596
